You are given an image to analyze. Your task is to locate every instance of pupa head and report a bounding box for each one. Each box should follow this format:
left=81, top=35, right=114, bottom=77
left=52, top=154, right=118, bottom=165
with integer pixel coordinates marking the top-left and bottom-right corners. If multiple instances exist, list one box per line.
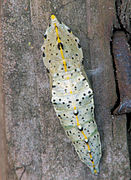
left=50, top=14, right=60, bottom=26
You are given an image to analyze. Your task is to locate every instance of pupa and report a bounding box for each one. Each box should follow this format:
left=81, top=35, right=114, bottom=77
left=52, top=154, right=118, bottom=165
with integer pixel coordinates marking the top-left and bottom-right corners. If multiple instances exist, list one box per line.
left=41, top=15, right=101, bottom=175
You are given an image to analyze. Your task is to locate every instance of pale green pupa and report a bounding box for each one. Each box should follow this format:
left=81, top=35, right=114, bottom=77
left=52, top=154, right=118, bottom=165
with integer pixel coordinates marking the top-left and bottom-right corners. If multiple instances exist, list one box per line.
left=41, top=15, right=101, bottom=175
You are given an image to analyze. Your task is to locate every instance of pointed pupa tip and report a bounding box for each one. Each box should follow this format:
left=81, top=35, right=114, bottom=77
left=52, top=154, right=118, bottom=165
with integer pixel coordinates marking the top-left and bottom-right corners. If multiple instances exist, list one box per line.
left=51, top=14, right=56, bottom=20
left=50, top=15, right=59, bottom=25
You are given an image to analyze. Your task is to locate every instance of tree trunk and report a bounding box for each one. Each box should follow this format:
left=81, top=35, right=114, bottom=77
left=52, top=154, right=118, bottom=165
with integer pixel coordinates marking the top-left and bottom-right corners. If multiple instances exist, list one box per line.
left=0, top=0, right=130, bottom=179
left=0, top=2, right=9, bottom=179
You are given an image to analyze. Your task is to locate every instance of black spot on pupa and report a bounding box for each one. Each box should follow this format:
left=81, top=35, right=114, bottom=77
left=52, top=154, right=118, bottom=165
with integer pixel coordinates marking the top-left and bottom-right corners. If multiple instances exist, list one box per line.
left=52, top=85, right=56, bottom=88
left=78, top=43, right=81, bottom=48
left=73, top=110, right=79, bottom=116
left=65, top=50, right=68, bottom=53
left=89, top=94, right=93, bottom=97
left=88, top=91, right=91, bottom=94
left=44, top=34, right=47, bottom=39
left=74, top=87, right=77, bottom=91
left=75, top=54, right=78, bottom=56
left=83, top=78, right=86, bottom=81
left=66, top=131, right=69, bottom=136
left=72, top=57, right=74, bottom=59
left=58, top=42, right=64, bottom=50
left=85, top=139, right=88, bottom=143
left=43, top=52, right=45, bottom=57
left=46, top=68, right=50, bottom=73
left=78, top=126, right=83, bottom=131
left=68, top=29, right=72, bottom=33
left=49, top=60, right=51, bottom=63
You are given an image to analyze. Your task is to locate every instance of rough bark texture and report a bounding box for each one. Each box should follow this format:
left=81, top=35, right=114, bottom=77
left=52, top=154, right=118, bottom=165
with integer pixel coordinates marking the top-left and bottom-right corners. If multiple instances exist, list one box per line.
left=0, top=0, right=130, bottom=179
left=0, top=2, right=9, bottom=179
left=116, top=0, right=131, bottom=34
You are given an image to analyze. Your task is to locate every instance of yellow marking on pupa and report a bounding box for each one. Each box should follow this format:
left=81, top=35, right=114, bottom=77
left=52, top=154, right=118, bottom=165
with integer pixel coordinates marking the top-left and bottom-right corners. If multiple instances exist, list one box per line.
left=51, top=14, right=56, bottom=20
left=41, top=15, right=101, bottom=175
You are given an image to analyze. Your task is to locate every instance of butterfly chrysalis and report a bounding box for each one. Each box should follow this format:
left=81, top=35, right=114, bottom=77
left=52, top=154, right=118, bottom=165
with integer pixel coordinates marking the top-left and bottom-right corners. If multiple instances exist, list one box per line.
left=41, top=15, right=101, bottom=175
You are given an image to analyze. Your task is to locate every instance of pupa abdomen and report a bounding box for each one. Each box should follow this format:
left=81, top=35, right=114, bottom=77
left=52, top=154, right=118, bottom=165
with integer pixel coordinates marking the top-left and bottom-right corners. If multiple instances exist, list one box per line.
left=41, top=15, right=101, bottom=175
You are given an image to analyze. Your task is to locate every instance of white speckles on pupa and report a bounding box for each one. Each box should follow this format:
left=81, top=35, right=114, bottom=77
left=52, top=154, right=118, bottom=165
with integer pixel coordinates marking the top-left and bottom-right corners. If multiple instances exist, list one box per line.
left=41, top=15, right=101, bottom=175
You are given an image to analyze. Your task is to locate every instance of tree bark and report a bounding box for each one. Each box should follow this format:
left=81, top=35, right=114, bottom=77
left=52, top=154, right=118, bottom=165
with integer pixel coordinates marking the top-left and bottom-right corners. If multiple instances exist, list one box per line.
left=0, top=2, right=9, bottom=179
left=0, top=0, right=130, bottom=179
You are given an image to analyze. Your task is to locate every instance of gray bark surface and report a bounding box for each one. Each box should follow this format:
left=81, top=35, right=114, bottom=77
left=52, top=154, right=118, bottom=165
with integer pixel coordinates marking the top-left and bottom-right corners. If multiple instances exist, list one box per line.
left=0, top=2, right=9, bottom=179
left=0, top=0, right=130, bottom=179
